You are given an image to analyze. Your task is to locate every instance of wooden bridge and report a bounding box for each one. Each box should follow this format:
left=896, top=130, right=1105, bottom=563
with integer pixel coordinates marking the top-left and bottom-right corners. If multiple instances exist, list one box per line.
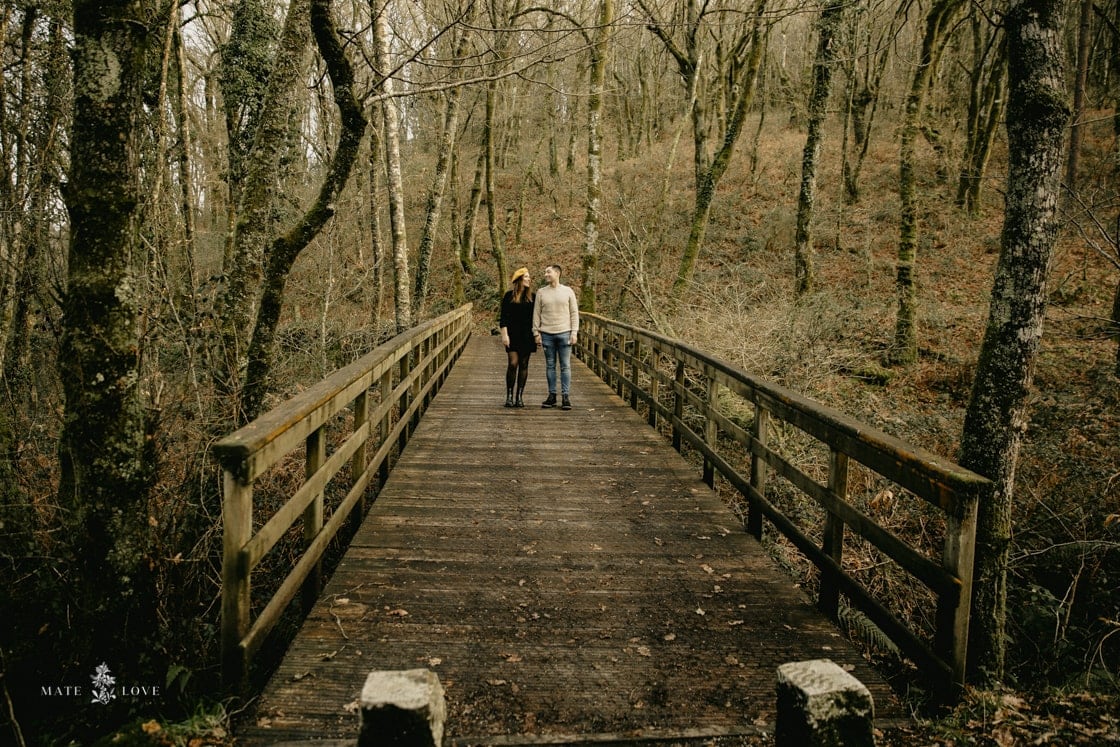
left=214, top=305, right=990, bottom=744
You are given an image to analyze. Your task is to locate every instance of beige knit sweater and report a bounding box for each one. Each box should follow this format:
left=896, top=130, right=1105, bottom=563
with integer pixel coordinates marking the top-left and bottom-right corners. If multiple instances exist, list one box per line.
left=532, top=284, right=580, bottom=335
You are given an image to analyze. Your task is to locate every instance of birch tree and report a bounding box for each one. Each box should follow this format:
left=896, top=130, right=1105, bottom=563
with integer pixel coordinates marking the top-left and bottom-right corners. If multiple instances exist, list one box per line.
left=375, top=6, right=412, bottom=331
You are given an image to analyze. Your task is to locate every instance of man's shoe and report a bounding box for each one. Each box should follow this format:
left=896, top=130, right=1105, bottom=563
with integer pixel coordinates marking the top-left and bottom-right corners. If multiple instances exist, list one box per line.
left=541, top=393, right=557, bottom=408
left=561, top=395, right=572, bottom=410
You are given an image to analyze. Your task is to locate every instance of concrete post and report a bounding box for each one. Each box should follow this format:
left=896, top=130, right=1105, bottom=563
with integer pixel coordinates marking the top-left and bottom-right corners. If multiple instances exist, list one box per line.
left=776, top=659, right=875, bottom=747
left=358, top=669, right=446, bottom=747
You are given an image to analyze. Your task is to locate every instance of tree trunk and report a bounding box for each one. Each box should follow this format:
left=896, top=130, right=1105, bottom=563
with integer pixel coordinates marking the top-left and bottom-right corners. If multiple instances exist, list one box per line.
left=579, top=0, right=615, bottom=312
left=1064, top=0, right=1092, bottom=201
left=375, top=7, right=412, bottom=332
left=484, top=82, right=508, bottom=291
left=367, top=102, right=385, bottom=324
left=217, top=0, right=311, bottom=394
left=239, top=0, right=368, bottom=422
left=794, top=0, right=844, bottom=295
left=670, top=2, right=767, bottom=301
left=413, top=25, right=471, bottom=315
left=955, top=17, right=1006, bottom=216
left=58, top=0, right=156, bottom=668
left=891, top=0, right=965, bottom=365
left=462, top=148, right=485, bottom=272
left=960, top=0, right=1069, bottom=682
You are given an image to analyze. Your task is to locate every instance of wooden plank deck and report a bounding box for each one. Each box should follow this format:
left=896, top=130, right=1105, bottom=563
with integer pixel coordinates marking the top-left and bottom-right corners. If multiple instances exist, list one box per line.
left=235, top=331, right=906, bottom=745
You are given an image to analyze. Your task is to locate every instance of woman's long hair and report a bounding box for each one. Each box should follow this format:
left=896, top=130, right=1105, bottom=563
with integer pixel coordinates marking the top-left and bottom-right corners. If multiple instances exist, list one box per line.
left=511, top=280, right=534, bottom=305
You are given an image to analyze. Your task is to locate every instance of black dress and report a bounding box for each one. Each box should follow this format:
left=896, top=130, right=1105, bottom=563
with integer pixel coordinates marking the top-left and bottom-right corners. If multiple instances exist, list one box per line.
left=500, top=291, right=536, bottom=355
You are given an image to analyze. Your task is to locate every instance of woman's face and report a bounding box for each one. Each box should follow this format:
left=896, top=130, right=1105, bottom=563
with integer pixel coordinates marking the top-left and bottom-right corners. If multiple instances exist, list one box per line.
left=519, top=273, right=531, bottom=288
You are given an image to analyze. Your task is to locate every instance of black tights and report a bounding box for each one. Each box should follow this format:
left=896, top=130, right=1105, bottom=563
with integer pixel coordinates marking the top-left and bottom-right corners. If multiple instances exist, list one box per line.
left=506, top=350, right=532, bottom=396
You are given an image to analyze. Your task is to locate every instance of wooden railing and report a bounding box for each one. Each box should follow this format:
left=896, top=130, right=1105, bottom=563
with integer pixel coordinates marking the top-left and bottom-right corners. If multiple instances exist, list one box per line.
left=213, top=305, right=472, bottom=687
left=576, top=313, right=990, bottom=700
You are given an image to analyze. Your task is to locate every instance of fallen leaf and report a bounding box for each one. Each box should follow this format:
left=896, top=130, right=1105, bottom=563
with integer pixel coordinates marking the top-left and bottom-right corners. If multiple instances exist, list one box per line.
left=663, top=633, right=677, bottom=641
left=637, top=646, right=652, bottom=657
left=386, top=608, right=409, bottom=617
left=695, top=607, right=706, bottom=616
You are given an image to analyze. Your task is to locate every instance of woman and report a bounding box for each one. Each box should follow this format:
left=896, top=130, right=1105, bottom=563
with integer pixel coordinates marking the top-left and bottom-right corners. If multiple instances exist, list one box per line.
left=499, top=267, right=536, bottom=407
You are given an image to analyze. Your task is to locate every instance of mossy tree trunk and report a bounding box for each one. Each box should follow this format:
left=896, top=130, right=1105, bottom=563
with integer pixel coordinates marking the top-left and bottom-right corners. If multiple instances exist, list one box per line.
left=955, top=12, right=1006, bottom=216
left=794, top=0, right=844, bottom=295
left=959, top=0, right=1069, bottom=683
left=891, top=0, right=964, bottom=365
left=217, top=0, right=311, bottom=402
left=413, top=23, right=471, bottom=315
left=239, top=0, right=368, bottom=422
left=638, top=0, right=767, bottom=303
left=579, top=0, right=615, bottom=312
left=58, top=0, right=157, bottom=668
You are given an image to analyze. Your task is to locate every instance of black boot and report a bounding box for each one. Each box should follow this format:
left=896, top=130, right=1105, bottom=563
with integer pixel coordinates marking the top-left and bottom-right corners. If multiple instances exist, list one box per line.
left=561, top=395, right=572, bottom=410
left=514, top=390, right=525, bottom=408
left=505, top=389, right=514, bottom=408
left=541, top=393, right=557, bottom=408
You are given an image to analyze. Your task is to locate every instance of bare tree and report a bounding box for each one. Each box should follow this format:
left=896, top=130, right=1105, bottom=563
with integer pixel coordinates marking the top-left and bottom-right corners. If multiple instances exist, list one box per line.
left=240, top=0, right=369, bottom=420
left=890, top=0, right=965, bottom=365
left=413, top=22, right=472, bottom=315
left=217, top=0, right=312, bottom=402
left=375, top=4, right=412, bottom=332
left=794, top=0, right=845, bottom=295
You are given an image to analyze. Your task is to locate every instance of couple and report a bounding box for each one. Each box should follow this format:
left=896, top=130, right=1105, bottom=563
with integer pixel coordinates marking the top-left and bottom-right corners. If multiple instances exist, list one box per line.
left=499, top=264, right=579, bottom=411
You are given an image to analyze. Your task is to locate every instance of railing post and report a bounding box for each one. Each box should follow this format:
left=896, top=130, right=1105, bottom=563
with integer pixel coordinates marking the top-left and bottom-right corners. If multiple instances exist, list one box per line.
left=819, top=449, right=849, bottom=620
left=350, top=389, right=370, bottom=533
left=747, top=405, right=770, bottom=539
left=398, top=351, right=412, bottom=452
left=703, top=370, right=719, bottom=487
left=672, top=357, right=685, bottom=453
left=629, top=339, right=640, bottom=410
left=379, top=367, right=393, bottom=485
left=647, top=349, right=660, bottom=429
left=303, top=426, right=326, bottom=610
left=615, top=334, right=625, bottom=398
left=936, top=483, right=981, bottom=698
left=221, top=470, right=252, bottom=689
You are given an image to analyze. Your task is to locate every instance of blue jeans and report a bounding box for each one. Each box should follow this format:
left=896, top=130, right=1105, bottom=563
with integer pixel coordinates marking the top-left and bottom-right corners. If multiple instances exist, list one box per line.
left=540, top=331, right=572, bottom=396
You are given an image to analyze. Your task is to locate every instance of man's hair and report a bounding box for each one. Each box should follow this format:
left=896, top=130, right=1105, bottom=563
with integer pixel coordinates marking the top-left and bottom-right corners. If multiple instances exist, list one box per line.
left=546, top=264, right=562, bottom=276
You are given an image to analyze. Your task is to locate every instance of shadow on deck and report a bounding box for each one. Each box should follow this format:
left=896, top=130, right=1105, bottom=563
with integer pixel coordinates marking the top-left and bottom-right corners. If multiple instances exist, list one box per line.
left=234, top=333, right=906, bottom=745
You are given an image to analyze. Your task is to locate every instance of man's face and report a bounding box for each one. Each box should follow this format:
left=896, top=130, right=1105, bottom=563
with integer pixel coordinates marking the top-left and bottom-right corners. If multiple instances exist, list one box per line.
left=543, top=266, right=559, bottom=284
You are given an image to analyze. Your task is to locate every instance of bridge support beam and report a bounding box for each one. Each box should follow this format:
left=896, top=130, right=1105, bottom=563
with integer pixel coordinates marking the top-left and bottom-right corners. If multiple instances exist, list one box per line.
left=776, top=659, right=875, bottom=747
left=359, top=669, right=446, bottom=747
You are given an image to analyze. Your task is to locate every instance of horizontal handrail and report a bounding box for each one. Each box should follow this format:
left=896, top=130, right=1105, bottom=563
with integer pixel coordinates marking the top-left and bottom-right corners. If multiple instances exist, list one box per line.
left=576, top=313, right=990, bottom=701
left=214, top=305, right=473, bottom=688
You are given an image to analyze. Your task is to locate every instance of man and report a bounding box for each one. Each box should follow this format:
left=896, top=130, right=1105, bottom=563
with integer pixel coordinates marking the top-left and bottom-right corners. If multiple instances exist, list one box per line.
left=532, top=264, right=579, bottom=410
